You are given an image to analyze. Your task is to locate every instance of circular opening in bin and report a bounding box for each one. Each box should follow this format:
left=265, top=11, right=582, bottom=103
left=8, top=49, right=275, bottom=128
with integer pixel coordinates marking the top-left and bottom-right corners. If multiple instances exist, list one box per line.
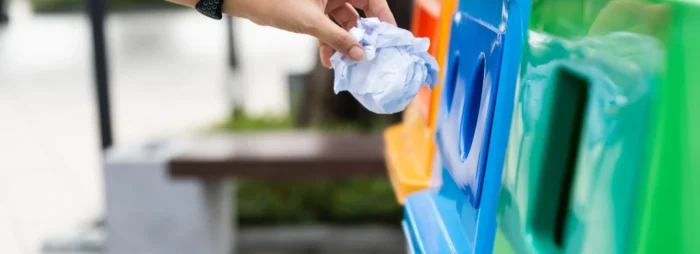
left=459, top=54, right=485, bottom=160
left=443, top=54, right=460, bottom=112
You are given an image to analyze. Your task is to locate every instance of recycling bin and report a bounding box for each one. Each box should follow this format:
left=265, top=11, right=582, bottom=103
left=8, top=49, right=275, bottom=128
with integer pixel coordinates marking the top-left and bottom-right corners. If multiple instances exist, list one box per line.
left=399, top=0, right=700, bottom=253
left=384, top=0, right=457, bottom=204
left=427, top=0, right=459, bottom=166
left=495, top=0, right=700, bottom=253
left=410, top=0, right=442, bottom=123
left=401, top=0, right=531, bottom=253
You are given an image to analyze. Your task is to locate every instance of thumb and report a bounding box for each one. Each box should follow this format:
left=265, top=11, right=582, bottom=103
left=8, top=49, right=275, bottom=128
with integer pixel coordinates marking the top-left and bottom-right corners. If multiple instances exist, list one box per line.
left=313, top=17, right=365, bottom=61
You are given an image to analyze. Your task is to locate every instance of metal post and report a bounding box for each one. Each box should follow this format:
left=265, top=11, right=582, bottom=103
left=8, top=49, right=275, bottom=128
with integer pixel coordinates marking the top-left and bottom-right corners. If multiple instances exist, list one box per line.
left=86, top=0, right=113, bottom=150
left=225, top=16, right=245, bottom=115
left=0, top=0, right=8, bottom=23
left=226, top=16, right=237, bottom=69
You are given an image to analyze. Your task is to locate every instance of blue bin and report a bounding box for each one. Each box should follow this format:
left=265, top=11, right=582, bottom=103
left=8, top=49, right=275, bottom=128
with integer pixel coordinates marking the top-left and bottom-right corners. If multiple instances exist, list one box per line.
left=402, top=0, right=532, bottom=253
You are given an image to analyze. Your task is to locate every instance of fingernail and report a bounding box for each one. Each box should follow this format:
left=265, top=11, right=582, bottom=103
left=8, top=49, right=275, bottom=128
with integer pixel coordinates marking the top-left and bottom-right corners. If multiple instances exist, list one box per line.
left=349, top=46, right=365, bottom=61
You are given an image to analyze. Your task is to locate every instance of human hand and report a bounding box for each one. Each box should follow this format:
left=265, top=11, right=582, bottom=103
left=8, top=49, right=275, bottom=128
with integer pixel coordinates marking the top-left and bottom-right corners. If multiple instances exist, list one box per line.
left=225, top=0, right=397, bottom=68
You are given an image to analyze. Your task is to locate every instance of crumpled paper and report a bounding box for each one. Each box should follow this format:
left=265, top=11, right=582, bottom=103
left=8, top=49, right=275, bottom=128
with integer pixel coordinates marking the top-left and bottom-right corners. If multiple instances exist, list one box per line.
left=330, top=18, right=440, bottom=114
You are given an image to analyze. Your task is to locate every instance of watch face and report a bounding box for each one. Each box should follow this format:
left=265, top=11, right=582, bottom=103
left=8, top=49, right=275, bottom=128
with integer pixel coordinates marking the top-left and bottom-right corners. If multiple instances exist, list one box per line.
left=196, top=0, right=223, bottom=20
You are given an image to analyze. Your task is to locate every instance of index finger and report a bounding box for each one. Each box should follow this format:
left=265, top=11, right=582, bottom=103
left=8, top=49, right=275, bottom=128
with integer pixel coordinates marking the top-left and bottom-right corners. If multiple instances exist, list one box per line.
left=347, top=0, right=397, bottom=25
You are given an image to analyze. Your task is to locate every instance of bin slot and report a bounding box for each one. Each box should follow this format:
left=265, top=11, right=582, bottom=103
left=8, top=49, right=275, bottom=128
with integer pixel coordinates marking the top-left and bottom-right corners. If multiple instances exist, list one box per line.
left=531, top=68, right=588, bottom=248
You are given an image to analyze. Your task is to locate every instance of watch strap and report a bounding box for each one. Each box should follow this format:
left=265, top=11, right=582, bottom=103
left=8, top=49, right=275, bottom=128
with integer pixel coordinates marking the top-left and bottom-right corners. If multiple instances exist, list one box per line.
left=195, top=0, right=224, bottom=20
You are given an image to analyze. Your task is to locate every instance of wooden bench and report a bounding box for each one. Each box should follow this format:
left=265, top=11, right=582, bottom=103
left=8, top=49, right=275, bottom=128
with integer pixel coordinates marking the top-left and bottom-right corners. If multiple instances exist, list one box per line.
left=169, top=132, right=385, bottom=179
left=104, top=131, right=386, bottom=254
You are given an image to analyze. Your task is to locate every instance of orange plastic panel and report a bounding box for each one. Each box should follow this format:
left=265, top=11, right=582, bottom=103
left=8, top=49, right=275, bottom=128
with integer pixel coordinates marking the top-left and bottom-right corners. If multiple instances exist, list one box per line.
left=411, top=0, right=441, bottom=56
left=414, top=87, right=432, bottom=124
left=384, top=107, right=432, bottom=203
left=410, top=0, right=442, bottom=120
left=383, top=0, right=455, bottom=204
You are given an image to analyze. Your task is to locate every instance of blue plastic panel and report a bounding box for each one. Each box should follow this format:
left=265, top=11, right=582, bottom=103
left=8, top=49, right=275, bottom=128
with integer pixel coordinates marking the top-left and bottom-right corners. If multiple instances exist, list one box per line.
left=401, top=1, right=532, bottom=253
left=401, top=220, right=419, bottom=254
left=458, top=0, right=506, bottom=29
left=435, top=0, right=531, bottom=209
left=403, top=189, right=471, bottom=254
left=435, top=11, right=504, bottom=208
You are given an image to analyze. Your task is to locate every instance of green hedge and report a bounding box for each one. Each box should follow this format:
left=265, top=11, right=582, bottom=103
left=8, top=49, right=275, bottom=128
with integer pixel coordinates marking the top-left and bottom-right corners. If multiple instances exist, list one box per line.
left=236, top=178, right=401, bottom=226
left=214, top=111, right=402, bottom=225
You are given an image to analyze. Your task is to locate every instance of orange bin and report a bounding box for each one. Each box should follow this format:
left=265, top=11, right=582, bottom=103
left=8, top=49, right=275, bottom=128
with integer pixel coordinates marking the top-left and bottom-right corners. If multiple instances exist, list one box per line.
left=384, top=0, right=458, bottom=204
left=428, top=0, right=458, bottom=162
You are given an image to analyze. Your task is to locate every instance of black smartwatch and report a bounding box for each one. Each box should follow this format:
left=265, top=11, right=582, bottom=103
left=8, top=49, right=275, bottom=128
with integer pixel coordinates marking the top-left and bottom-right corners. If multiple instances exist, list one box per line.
left=195, top=0, right=224, bottom=20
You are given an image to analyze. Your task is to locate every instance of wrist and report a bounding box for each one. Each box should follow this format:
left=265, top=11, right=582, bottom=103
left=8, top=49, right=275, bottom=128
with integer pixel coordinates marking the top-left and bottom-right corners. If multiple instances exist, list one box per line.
left=223, top=0, right=251, bottom=19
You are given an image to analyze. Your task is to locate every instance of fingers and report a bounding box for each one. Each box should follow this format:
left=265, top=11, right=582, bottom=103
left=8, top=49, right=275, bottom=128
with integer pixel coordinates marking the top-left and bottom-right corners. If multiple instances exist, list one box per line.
left=310, top=15, right=365, bottom=62
left=330, top=3, right=360, bottom=30
left=319, top=42, right=334, bottom=68
left=319, top=3, right=360, bottom=68
left=347, top=0, right=397, bottom=25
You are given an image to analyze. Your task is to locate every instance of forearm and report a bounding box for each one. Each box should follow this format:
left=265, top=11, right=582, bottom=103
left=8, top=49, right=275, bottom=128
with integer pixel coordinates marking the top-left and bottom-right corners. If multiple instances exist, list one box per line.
left=164, top=0, right=394, bottom=63
left=165, top=0, right=197, bottom=8
left=165, top=0, right=256, bottom=19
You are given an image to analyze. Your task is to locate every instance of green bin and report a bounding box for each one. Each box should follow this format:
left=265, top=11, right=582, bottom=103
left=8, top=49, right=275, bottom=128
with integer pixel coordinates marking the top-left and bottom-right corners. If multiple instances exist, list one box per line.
left=495, top=1, right=700, bottom=253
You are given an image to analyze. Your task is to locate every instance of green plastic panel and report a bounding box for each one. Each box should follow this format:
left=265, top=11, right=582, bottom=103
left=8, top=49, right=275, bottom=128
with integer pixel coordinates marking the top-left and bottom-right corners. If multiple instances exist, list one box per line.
left=498, top=30, right=662, bottom=254
left=496, top=0, right=700, bottom=253
left=632, top=1, right=700, bottom=253
left=494, top=229, right=516, bottom=254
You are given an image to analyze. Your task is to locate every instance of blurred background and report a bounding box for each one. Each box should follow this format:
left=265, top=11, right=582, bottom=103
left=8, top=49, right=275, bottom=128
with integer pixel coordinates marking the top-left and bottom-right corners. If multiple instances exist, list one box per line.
left=0, top=0, right=413, bottom=253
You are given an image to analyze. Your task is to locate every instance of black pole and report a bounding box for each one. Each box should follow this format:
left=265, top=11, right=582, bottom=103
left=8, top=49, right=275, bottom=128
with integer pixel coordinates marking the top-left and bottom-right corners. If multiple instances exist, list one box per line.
left=226, top=16, right=237, bottom=69
left=86, top=0, right=113, bottom=150
left=0, top=0, right=8, bottom=23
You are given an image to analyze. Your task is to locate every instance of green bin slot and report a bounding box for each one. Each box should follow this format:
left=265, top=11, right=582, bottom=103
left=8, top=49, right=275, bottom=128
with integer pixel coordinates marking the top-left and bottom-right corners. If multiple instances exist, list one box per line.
left=529, top=68, right=588, bottom=250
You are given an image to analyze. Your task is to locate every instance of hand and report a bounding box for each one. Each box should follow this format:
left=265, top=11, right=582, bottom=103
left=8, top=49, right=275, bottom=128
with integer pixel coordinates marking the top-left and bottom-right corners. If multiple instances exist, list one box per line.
left=225, top=0, right=397, bottom=68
